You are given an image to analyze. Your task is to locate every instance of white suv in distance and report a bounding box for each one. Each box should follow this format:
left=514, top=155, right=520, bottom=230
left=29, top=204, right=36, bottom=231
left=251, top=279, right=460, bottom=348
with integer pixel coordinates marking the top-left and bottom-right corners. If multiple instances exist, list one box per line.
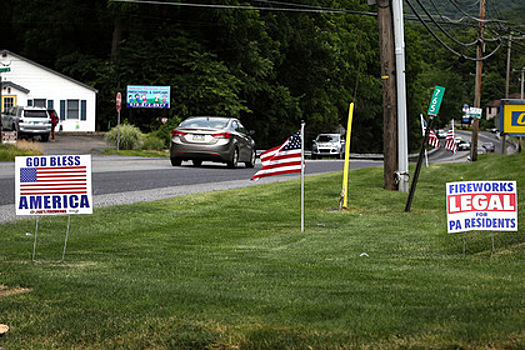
left=311, top=133, right=345, bottom=159
left=1, top=106, right=52, bottom=141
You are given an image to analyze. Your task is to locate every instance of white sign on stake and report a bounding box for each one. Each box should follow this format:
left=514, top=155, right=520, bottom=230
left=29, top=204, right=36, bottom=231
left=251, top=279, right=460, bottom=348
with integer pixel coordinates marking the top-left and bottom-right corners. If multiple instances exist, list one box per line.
left=446, top=181, right=518, bottom=234
left=15, top=155, right=93, bottom=216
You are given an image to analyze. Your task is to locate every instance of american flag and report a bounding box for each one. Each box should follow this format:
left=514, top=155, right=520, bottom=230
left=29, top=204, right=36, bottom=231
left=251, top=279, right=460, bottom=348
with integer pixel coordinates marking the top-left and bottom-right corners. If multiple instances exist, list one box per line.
left=250, top=131, right=302, bottom=181
left=445, top=122, right=457, bottom=154
left=421, top=114, right=440, bottom=148
left=19, top=166, right=88, bottom=196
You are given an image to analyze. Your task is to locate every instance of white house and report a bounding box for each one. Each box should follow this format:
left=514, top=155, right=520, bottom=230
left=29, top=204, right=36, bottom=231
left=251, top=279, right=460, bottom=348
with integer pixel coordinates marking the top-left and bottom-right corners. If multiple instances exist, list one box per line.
left=0, top=50, right=97, bottom=132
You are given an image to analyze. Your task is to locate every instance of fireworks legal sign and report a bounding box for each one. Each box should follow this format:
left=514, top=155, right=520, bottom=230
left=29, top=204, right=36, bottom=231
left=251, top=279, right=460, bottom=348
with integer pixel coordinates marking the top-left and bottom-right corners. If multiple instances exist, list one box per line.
left=446, top=181, right=518, bottom=234
left=15, top=155, right=93, bottom=216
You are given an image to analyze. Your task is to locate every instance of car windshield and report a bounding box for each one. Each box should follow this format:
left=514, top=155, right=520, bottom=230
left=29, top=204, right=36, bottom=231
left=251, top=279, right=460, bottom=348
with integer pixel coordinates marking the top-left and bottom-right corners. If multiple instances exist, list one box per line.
left=179, top=117, right=229, bottom=129
left=317, top=135, right=339, bottom=142
left=24, top=110, right=48, bottom=118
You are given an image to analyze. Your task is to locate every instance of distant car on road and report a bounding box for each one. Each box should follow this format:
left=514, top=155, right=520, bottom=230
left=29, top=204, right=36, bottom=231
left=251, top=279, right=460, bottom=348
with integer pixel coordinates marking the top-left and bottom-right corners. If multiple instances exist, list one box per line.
left=1, top=106, right=52, bottom=141
left=437, top=129, right=447, bottom=138
left=170, top=116, right=255, bottom=168
left=482, top=142, right=495, bottom=152
left=311, top=133, right=345, bottom=159
left=457, top=140, right=471, bottom=151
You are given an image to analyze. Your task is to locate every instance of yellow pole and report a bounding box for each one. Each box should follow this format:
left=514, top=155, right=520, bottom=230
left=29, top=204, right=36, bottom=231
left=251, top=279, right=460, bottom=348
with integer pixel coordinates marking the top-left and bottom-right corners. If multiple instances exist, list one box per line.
left=341, top=102, right=355, bottom=209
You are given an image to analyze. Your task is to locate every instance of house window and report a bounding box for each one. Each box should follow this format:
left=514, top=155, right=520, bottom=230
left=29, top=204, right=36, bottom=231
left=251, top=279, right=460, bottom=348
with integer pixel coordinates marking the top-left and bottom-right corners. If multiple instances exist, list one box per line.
left=48, top=100, right=54, bottom=110
left=60, top=99, right=87, bottom=120
left=67, top=100, right=79, bottom=119
left=2, top=96, right=15, bottom=113
left=34, top=99, right=47, bottom=107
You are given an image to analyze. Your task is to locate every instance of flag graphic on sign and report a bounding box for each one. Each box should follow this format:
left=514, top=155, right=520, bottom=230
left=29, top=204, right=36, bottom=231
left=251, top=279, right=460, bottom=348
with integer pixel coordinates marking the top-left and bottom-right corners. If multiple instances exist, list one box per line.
left=250, top=131, right=302, bottom=181
left=445, top=121, right=457, bottom=154
left=20, top=166, right=88, bottom=196
left=421, top=115, right=440, bottom=148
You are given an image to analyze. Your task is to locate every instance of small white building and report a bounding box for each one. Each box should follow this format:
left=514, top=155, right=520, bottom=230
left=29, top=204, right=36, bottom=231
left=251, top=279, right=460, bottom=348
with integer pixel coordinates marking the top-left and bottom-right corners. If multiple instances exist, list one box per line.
left=0, top=50, right=97, bottom=132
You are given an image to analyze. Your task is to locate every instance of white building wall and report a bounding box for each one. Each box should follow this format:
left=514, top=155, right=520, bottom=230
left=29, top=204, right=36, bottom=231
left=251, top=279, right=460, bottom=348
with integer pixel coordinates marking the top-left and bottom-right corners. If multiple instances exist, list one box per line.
left=1, top=51, right=97, bottom=132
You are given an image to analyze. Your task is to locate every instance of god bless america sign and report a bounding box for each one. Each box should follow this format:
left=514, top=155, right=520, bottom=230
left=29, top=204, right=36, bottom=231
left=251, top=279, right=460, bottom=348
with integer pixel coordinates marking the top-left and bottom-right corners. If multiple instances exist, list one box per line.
left=446, top=181, right=517, bottom=234
left=15, top=155, right=93, bottom=216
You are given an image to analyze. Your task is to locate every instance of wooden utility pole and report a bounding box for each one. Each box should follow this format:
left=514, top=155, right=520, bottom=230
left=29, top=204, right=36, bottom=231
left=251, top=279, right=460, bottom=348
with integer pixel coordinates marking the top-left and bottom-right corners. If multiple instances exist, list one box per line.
left=502, top=33, right=512, bottom=155
left=470, top=0, right=486, bottom=161
left=377, top=0, right=398, bottom=190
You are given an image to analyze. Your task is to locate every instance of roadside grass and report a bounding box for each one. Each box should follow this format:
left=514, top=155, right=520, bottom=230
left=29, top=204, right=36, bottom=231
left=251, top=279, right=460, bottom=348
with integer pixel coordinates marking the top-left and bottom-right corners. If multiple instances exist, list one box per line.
left=104, top=149, right=169, bottom=157
left=0, top=153, right=523, bottom=349
left=0, top=140, right=43, bottom=161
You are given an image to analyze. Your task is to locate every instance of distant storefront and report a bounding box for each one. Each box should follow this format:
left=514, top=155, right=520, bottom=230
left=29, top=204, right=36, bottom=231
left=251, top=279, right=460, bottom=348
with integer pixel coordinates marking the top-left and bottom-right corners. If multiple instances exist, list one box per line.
left=0, top=50, right=97, bottom=132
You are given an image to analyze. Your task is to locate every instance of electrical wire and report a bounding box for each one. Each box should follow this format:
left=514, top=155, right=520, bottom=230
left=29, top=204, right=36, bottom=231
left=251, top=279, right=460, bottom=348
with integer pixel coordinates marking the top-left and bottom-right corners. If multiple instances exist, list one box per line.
left=414, top=0, right=480, bottom=47
left=405, top=0, right=503, bottom=61
left=448, top=0, right=505, bottom=24
left=109, top=0, right=378, bottom=16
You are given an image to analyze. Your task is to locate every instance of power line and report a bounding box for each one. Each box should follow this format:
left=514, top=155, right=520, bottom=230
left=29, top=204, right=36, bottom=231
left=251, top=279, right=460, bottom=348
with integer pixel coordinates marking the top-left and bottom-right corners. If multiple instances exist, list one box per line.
left=405, top=0, right=502, bottom=61
left=109, top=0, right=378, bottom=16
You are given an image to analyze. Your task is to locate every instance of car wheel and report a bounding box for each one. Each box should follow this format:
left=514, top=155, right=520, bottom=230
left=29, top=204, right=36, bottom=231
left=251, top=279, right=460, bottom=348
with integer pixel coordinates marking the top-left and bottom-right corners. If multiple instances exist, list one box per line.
left=41, top=133, right=50, bottom=142
left=192, top=159, right=202, bottom=167
left=170, top=158, right=182, bottom=166
left=227, top=148, right=239, bottom=169
left=245, top=149, right=256, bottom=168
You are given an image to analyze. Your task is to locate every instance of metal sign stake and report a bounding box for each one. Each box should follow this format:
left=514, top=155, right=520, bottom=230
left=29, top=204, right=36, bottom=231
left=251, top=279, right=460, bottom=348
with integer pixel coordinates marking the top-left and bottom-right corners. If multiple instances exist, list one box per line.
left=58, top=215, right=71, bottom=263
left=31, top=215, right=72, bottom=264
left=32, top=217, right=40, bottom=263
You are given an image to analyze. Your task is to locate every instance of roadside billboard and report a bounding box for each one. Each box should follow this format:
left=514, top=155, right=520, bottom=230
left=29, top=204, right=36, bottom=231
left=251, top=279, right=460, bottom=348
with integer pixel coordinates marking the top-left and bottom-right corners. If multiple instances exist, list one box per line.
left=500, top=99, right=525, bottom=136
left=15, top=155, right=93, bottom=216
left=126, top=85, right=170, bottom=108
left=446, top=181, right=518, bottom=234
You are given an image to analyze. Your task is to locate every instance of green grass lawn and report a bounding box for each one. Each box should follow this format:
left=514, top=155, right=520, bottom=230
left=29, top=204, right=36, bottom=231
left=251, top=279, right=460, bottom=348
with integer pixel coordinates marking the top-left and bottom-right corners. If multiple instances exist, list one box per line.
left=0, top=142, right=43, bottom=161
left=0, top=153, right=523, bottom=349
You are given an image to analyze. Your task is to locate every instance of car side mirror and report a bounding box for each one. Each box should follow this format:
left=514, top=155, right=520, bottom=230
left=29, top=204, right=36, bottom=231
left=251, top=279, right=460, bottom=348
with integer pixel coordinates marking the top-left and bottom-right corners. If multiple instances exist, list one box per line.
left=248, top=130, right=255, bottom=136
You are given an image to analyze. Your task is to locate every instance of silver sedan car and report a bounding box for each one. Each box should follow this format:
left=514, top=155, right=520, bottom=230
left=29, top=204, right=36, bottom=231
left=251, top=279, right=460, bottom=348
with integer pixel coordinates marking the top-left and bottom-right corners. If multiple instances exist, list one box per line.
left=170, top=116, right=256, bottom=168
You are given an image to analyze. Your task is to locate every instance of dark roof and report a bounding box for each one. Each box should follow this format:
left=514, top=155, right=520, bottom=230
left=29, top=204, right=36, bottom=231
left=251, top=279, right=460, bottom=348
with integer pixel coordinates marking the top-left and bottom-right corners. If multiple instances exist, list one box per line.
left=0, top=50, right=98, bottom=93
left=1, top=81, right=30, bottom=94
left=487, top=93, right=523, bottom=107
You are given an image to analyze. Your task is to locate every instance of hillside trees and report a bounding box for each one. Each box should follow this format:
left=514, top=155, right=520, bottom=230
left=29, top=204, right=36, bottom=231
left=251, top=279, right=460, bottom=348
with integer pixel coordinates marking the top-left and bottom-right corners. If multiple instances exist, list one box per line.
left=3, top=0, right=517, bottom=152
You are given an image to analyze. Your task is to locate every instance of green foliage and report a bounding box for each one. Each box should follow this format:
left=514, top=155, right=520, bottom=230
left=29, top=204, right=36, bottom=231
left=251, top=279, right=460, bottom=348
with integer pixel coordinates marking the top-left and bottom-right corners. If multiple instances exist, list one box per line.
left=3, top=0, right=521, bottom=154
left=105, top=123, right=143, bottom=150
left=141, top=133, right=165, bottom=151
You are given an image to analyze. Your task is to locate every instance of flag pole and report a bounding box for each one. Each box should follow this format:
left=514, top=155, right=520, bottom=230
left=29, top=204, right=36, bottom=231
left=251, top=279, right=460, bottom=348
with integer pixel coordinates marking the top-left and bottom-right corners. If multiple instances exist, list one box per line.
left=301, top=120, right=305, bottom=232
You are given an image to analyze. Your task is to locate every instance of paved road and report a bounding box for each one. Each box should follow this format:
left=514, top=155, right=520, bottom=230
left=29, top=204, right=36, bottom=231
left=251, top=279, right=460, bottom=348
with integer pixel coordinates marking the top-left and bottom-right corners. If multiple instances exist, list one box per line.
left=0, top=134, right=382, bottom=223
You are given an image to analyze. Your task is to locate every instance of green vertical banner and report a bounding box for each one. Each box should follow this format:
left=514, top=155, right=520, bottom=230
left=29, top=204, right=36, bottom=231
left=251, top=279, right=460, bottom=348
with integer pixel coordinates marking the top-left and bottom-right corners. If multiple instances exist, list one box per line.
left=427, top=86, right=446, bottom=116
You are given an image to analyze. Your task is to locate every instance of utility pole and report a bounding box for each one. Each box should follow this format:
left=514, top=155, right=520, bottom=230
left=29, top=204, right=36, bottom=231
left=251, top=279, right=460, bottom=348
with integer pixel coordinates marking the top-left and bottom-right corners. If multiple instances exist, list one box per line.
left=470, top=0, right=486, bottom=162
left=392, top=0, right=409, bottom=193
left=377, top=0, right=398, bottom=190
left=502, top=33, right=512, bottom=155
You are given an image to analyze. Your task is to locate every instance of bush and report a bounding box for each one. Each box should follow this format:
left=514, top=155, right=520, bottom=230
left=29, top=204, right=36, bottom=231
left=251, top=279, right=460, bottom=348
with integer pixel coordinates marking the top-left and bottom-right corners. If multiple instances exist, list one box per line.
left=142, top=134, right=165, bottom=151
left=150, top=117, right=181, bottom=149
left=105, top=124, right=143, bottom=150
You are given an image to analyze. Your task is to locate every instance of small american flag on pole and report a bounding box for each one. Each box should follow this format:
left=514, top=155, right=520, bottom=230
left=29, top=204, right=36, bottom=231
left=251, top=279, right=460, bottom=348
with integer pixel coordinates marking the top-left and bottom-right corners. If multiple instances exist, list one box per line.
left=20, top=166, right=88, bottom=196
left=421, top=114, right=440, bottom=148
left=250, top=131, right=302, bottom=181
left=445, top=121, right=457, bottom=154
